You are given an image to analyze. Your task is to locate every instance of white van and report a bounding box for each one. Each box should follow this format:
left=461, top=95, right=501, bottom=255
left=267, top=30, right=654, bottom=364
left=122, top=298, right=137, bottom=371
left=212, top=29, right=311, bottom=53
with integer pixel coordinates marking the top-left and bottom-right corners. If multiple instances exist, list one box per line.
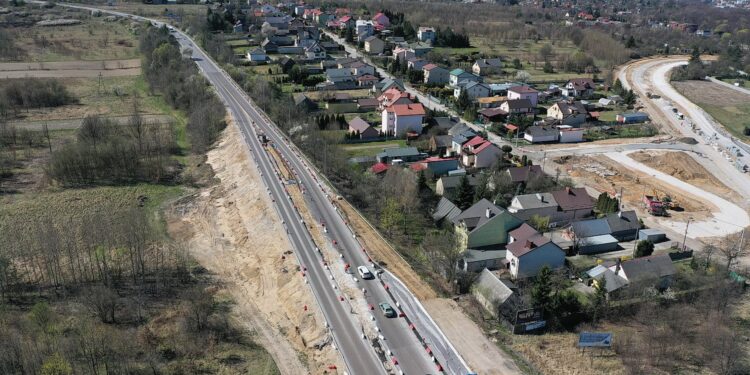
left=357, top=266, right=373, bottom=280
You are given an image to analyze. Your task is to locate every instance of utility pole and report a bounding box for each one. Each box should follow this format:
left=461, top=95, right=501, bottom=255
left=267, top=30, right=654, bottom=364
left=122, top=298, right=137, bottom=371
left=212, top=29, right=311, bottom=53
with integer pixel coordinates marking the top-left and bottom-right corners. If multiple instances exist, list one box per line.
left=682, top=218, right=692, bottom=251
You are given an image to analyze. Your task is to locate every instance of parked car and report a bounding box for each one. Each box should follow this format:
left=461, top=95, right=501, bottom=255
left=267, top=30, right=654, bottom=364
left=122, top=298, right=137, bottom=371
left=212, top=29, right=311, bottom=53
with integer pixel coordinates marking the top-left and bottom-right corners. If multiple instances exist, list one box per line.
left=379, top=302, right=396, bottom=318
left=357, top=266, right=373, bottom=279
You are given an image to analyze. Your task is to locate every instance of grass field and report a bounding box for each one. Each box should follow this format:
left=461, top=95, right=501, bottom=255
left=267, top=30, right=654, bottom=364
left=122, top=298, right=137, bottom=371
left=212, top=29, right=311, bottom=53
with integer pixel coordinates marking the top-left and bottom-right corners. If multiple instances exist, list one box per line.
left=434, top=37, right=595, bottom=83
left=6, top=16, right=140, bottom=62
left=674, top=80, right=750, bottom=141
left=342, top=139, right=407, bottom=158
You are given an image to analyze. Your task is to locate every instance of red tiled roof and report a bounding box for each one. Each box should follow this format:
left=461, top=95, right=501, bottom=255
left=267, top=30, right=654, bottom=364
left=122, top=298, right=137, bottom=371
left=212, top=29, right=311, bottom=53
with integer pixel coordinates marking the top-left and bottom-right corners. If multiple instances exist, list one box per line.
left=410, top=163, right=427, bottom=172
left=473, top=141, right=496, bottom=154
left=464, top=136, right=487, bottom=148
left=422, top=63, right=437, bottom=71
left=339, top=15, right=351, bottom=22
left=505, top=124, right=519, bottom=131
left=387, top=103, right=425, bottom=116
left=371, top=162, right=390, bottom=174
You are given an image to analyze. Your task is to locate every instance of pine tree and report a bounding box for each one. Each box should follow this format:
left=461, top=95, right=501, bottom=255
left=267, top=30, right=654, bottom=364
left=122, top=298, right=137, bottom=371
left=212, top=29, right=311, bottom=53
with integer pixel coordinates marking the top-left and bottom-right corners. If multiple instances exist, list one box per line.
left=455, top=175, right=475, bottom=210
left=634, top=240, right=654, bottom=258
left=531, top=265, right=553, bottom=312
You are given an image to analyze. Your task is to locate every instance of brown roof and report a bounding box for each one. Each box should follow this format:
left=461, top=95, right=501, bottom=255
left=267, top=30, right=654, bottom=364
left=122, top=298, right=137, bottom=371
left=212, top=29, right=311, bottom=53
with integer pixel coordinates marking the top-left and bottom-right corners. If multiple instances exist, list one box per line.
left=348, top=116, right=372, bottom=132
left=507, top=165, right=543, bottom=184
left=509, top=223, right=537, bottom=241
left=358, top=98, right=379, bottom=107
left=567, top=78, right=595, bottom=91
left=508, top=85, right=539, bottom=94
left=506, top=233, right=551, bottom=258
left=387, top=103, right=425, bottom=116
left=551, top=187, right=594, bottom=211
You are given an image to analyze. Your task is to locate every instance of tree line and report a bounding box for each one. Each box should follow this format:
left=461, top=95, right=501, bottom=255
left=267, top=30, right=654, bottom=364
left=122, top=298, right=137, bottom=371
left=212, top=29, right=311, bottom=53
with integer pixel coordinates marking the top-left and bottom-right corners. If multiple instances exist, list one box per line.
left=0, top=78, right=77, bottom=118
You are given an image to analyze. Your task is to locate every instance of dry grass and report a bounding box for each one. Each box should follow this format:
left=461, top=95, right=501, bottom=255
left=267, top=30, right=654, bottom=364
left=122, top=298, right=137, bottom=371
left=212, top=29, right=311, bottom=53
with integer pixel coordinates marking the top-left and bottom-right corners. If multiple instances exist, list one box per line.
left=673, top=80, right=750, bottom=141
left=511, top=332, right=627, bottom=375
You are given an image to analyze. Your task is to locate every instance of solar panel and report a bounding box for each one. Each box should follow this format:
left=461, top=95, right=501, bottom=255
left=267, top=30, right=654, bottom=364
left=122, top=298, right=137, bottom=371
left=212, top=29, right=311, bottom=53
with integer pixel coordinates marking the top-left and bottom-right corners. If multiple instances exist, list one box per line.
left=578, top=332, right=612, bottom=348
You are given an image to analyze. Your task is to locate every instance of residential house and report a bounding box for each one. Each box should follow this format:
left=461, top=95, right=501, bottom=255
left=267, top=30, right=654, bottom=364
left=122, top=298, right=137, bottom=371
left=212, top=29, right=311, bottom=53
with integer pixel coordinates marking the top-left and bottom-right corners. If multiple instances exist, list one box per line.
left=381, top=103, right=425, bottom=136
left=547, top=101, right=588, bottom=126
left=471, top=269, right=519, bottom=318
left=314, top=12, right=334, bottom=26
left=605, top=210, right=640, bottom=241
left=417, top=27, right=436, bottom=43
left=451, top=130, right=478, bottom=154
left=586, top=263, right=629, bottom=295
left=325, top=68, right=355, bottom=85
left=507, top=193, right=559, bottom=222
left=451, top=199, right=524, bottom=249
left=392, top=46, right=416, bottom=62
left=432, top=116, right=459, bottom=132
left=364, top=36, right=385, bottom=54
left=409, top=42, right=433, bottom=57
left=461, top=136, right=502, bottom=169
left=423, top=64, right=450, bottom=85
left=348, top=117, right=379, bottom=139
left=472, top=58, right=503, bottom=76
left=373, top=78, right=405, bottom=94
left=413, top=157, right=460, bottom=176
left=372, top=12, right=390, bottom=28
left=551, top=187, right=595, bottom=223
left=454, top=81, right=491, bottom=100
left=355, top=20, right=375, bottom=41
left=337, top=15, right=354, bottom=29
left=346, top=61, right=375, bottom=76
left=277, top=57, right=296, bottom=72
left=356, top=74, right=379, bottom=87
left=370, top=162, right=390, bottom=175
left=378, top=87, right=413, bottom=109
left=500, top=99, right=534, bottom=115
left=488, top=83, right=515, bottom=97
left=477, top=96, right=507, bottom=109
left=407, top=58, right=428, bottom=71
left=428, top=135, right=453, bottom=156
left=435, top=174, right=479, bottom=197
left=268, top=34, right=294, bottom=46
left=558, top=125, right=585, bottom=143
left=304, top=42, right=326, bottom=60
left=261, top=39, right=278, bottom=53
left=448, top=122, right=476, bottom=136
left=507, top=86, right=539, bottom=107
left=246, top=48, right=267, bottom=62
left=376, top=147, right=423, bottom=164
left=524, top=126, right=559, bottom=143
left=505, top=223, right=565, bottom=279
left=449, top=69, right=481, bottom=87
left=562, top=78, right=595, bottom=98
left=433, top=197, right=462, bottom=224
left=506, top=165, right=543, bottom=184
left=610, top=254, right=677, bottom=290
left=478, top=107, right=508, bottom=123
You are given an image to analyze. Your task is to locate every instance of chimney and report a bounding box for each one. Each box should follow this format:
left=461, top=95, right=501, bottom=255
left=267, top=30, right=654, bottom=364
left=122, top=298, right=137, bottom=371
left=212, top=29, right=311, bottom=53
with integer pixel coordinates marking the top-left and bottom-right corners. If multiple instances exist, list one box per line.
left=566, top=187, right=572, bottom=194
left=525, top=240, right=534, bottom=249
left=536, top=193, right=544, bottom=202
left=486, top=208, right=492, bottom=218
left=614, top=258, right=622, bottom=274
left=617, top=211, right=622, bottom=218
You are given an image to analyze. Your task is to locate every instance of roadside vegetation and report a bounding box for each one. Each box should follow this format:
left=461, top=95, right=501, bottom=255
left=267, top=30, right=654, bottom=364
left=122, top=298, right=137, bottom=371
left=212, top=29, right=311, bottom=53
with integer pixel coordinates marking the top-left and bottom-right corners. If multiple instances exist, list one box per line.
left=0, top=9, right=277, bottom=372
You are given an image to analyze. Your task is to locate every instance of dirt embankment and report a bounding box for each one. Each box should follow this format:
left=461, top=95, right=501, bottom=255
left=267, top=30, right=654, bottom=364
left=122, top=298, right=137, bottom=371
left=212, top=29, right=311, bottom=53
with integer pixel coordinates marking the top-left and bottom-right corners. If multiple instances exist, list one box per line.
left=558, top=155, right=713, bottom=221
left=630, top=151, right=735, bottom=198
left=167, top=123, right=340, bottom=374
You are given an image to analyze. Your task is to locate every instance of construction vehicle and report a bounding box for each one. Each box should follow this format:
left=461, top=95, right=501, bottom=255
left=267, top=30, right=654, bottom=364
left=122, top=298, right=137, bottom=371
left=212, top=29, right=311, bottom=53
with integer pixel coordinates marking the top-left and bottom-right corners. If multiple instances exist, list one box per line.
left=258, top=132, right=269, bottom=146
left=643, top=195, right=667, bottom=216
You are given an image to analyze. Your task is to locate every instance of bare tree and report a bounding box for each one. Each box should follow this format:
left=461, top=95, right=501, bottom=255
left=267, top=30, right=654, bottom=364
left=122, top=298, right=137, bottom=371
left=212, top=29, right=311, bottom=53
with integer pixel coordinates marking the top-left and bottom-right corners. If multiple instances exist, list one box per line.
left=719, top=231, right=748, bottom=271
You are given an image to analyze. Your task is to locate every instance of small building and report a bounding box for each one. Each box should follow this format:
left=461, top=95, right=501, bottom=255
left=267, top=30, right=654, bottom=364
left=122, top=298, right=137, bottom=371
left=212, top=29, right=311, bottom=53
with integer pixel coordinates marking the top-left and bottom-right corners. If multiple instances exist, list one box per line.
left=246, top=48, right=268, bottom=62
left=577, top=234, right=620, bottom=254
left=605, top=210, right=640, bottom=241
left=355, top=20, right=375, bottom=41
left=506, top=165, right=543, bottom=184
left=472, top=58, right=503, bottom=76
left=478, top=107, right=508, bottom=123
left=372, top=12, right=390, bottom=28
left=507, top=192, right=559, bottom=222
left=292, top=93, right=317, bottom=111
left=471, top=269, right=518, bottom=318
left=356, top=74, right=379, bottom=87
left=551, top=187, right=594, bottom=222
left=507, top=86, right=539, bottom=107
left=524, top=126, right=559, bottom=143
left=505, top=223, right=566, bottom=279
left=611, top=254, right=677, bottom=290
left=364, top=36, right=385, bottom=54
left=616, top=112, right=650, bottom=124
left=415, top=157, right=460, bottom=176
left=461, top=250, right=506, bottom=272
left=432, top=197, right=462, bottom=223
left=428, top=135, right=453, bottom=156
left=348, top=117, right=379, bottom=139
left=558, top=125, right=584, bottom=143
left=435, top=174, right=479, bottom=197
left=423, top=64, right=450, bottom=85
left=407, top=58, right=428, bottom=71
left=376, top=147, right=423, bottom=164
left=477, top=96, right=507, bottom=109
left=357, top=98, right=379, bottom=111
left=417, top=26, right=436, bottom=43
left=562, top=78, right=596, bottom=98
left=638, top=229, right=667, bottom=243
left=461, top=137, right=502, bottom=169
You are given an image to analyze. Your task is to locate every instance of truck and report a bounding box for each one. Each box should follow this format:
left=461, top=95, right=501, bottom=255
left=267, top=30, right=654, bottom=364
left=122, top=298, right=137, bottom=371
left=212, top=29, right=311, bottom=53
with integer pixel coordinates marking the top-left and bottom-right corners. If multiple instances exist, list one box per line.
left=643, top=195, right=667, bottom=216
left=258, top=132, right=269, bottom=145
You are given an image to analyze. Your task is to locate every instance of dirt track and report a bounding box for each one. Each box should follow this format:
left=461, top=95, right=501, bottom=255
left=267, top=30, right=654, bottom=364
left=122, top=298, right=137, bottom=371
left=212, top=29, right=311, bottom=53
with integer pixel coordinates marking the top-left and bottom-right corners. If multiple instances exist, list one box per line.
left=168, top=123, right=340, bottom=374
left=0, top=59, right=141, bottom=78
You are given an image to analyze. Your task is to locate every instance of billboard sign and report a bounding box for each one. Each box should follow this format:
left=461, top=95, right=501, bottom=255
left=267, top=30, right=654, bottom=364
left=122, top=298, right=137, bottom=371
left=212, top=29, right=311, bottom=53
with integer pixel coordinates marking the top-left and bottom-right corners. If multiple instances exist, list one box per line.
left=578, top=332, right=612, bottom=348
